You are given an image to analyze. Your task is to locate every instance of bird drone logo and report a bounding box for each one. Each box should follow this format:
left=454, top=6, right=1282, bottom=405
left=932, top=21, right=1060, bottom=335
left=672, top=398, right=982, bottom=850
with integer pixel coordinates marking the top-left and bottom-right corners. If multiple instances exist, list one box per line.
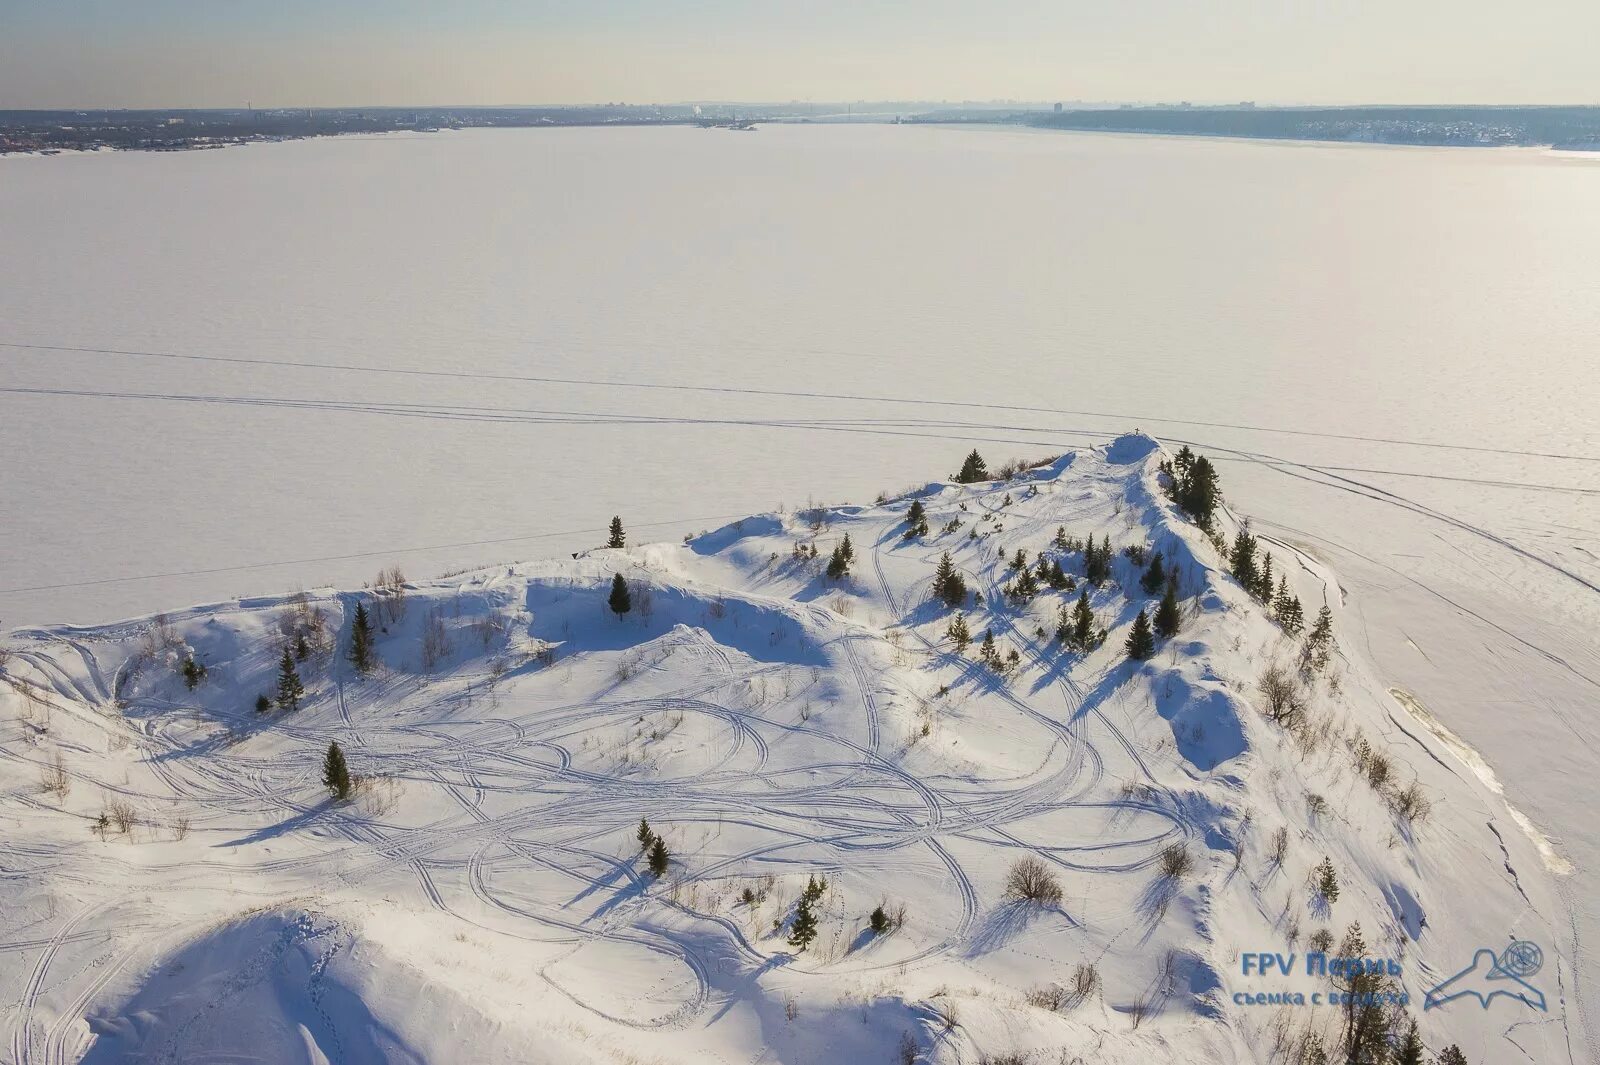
left=1423, top=939, right=1546, bottom=1012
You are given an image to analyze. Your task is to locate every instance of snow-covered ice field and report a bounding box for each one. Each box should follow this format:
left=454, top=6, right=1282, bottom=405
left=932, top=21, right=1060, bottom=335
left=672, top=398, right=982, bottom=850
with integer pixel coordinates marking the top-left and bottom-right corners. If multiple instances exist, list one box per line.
left=2, top=124, right=1599, bottom=1062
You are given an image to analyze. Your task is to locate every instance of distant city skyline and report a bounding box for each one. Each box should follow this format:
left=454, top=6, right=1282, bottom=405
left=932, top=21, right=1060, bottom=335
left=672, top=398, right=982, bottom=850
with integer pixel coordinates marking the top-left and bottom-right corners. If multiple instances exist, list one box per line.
left=1, top=0, right=1595, bottom=110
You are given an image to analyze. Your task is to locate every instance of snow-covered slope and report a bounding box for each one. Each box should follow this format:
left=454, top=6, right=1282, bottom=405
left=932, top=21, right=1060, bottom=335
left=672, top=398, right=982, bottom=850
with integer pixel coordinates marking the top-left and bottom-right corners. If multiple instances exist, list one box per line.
left=0, top=434, right=1581, bottom=1064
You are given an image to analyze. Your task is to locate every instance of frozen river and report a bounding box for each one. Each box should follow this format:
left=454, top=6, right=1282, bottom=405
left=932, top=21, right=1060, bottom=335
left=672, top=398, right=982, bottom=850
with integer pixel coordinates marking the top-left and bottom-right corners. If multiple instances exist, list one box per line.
left=3, top=123, right=1599, bottom=1032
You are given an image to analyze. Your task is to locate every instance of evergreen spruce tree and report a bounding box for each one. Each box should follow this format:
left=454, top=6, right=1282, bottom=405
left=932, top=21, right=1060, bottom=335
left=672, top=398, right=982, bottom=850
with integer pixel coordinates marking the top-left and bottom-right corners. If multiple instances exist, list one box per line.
left=869, top=905, right=890, bottom=935
left=903, top=499, right=928, bottom=539
left=348, top=601, right=377, bottom=675
left=322, top=741, right=351, bottom=801
left=954, top=449, right=989, bottom=484
left=840, top=533, right=855, bottom=563
left=1155, top=583, right=1182, bottom=639
left=1124, top=610, right=1155, bottom=661
left=1140, top=551, right=1166, bottom=595
left=294, top=632, right=311, bottom=661
left=1256, top=551, right=1275, bottom=602
left=826, top=544, right=849, bottom=580
left=254, top=693, right=272, bottom=714
left=932, top=552, right=966, bottom=607
left=1302, top=606, right=1334, bottom=672
left=180, top=656, right=206, bottom=690
left=608, top=573, right=632, bottom=618
left=637, top=817, right=653, bottom=850
left=1273, top=578, right=1304, bottom=635
left=1437, top=1047, right=1467, bottom=1065
left=946, top=612, right=972, bottom=652
left=276, top=647, right=304, bottom=712
left=1174, top=446, right=1195, bottom=476
left=1084, top=536, right=1111, bottom=587
left=979, top=630, right=1003, bottom=670
left=607, top=516, right=626, bottom=549
left=788, top=893, right=819, bottom=950
left=1316, top=856, right=1340, bottom=903
left=647, top=836, right=670, bottom=878
left=1067, top=590, right=1096, bottom=650
left=1179, top=455, right=1220, bottom=529
left=1009, top=548, right=1027, bottom=571
left=1394, top=1020, right=1424, bottom=1065
left=1229, top=529, right=1259, bottom=592
left=1048, top=559, right=1071, bottom=590
left=1053, top=525, right=1069, bottom=550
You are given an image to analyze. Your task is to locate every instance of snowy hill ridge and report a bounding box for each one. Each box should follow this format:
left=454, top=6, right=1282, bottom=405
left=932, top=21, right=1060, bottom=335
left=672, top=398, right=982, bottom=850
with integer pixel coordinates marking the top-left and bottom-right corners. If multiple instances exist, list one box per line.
left=0, top=433, right=1581, bottom=1065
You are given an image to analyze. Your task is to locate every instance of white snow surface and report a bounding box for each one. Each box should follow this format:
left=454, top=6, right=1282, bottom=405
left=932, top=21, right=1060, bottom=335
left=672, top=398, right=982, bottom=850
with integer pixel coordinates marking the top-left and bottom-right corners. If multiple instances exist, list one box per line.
left=1, top=436, right=1582, bottom=1063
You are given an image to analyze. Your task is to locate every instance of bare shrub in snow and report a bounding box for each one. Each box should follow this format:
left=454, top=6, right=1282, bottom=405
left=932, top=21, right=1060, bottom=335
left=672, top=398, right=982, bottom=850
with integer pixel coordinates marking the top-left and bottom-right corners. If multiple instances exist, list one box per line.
left=1365, top=750, right=1393, bottom=791
left=40, top=751, right=70, bottom=800
left=421, top=607, right=452, bottom=670
left=1026, top=963, right=1099, bottom=1012
left=374, top=565, right=409, bottom=623
left=1069, top=961, right=1101, bottom=1004
left=107, top=799, right=139, bottom=835
left=1390, top=782, right=1431, bottom=823
left=1158, top=843, right=1193, bottom=881
left=631, top=580, right=654, bottom=619
left=1269, top=825, right=1290, bottom=868
left=172, top=815, right=191, bottom=841
left=471, top=612, right=507, bottom=650
left=1005, top=856, right=1063, bottom=905
left=1256, top=664, right=1306, bottom=727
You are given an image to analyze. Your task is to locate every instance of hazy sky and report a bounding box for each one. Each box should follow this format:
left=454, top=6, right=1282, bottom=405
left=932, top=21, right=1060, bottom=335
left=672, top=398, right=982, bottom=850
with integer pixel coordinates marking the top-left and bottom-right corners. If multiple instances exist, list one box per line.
left=1, top=0, right=1594, bottom=109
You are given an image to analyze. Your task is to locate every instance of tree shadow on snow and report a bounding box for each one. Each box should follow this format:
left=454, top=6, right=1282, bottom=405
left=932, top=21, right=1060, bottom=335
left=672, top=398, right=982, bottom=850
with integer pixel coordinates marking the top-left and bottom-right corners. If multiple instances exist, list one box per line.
left=963, top=900, right=1071, bottom=958
left=217, top=800, right=335, bottom=848
left=573, top=856, right=649, bottom=923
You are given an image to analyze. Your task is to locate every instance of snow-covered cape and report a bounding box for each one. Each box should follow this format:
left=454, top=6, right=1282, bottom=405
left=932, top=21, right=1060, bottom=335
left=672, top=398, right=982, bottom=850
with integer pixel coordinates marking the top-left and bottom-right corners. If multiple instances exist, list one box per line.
left=0, top=434, right=1580, bottom=1064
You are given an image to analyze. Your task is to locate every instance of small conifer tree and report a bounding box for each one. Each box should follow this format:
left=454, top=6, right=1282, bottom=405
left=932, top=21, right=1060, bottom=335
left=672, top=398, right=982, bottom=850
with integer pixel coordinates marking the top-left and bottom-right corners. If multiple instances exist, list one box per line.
left=1257, top=551, right=1275, bottom=602
left=788, top=893, right=819, bottom=950
left=1048, top=559, right=1071, bottom=590
left=1230, top=528, right=1259, bottom=591
left=1062, top=590, right=1096, bottom=650
left=348, top=601, right=377, bottom=675
left=1316, top=856, right=1340, bottom=903
left=979, top=630, right=1003, bottom=671
left=276, top=648, right=304, bottom=712
left=903, top=499, right=927, bottom=539
left=607, top=516, right=626, bottom=549
left=1155, top=583, right=1182, bottom=639
left=1125, top=609, right=1155, bottom=661
left=932, top=552, right=966, bottom=607
left=1140, top=552, right=1166, bottom=595
left=954, top=449, right=989, bottom=484
left=1394, top=1021, right=1424, bottom=1065
left=826, top=545, right=849, bottom=580
left=254, top=693, right=271, bottom=714
left=869, top=905, right=890, bottom=935
left=637, top=817, right=653, bottom=850
left=608, top=573, right=632, bottom=618
left=294, top=631, right=311, bottom=662
left=323, top=741, right=351, bottom=800
left=648, top=836, right=669, bottom=878
left=180, top=656, right=206, bottom=690
left=1302, top=606, right=1334, bottom=672
left=946, top=612, right=972, bottom=652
